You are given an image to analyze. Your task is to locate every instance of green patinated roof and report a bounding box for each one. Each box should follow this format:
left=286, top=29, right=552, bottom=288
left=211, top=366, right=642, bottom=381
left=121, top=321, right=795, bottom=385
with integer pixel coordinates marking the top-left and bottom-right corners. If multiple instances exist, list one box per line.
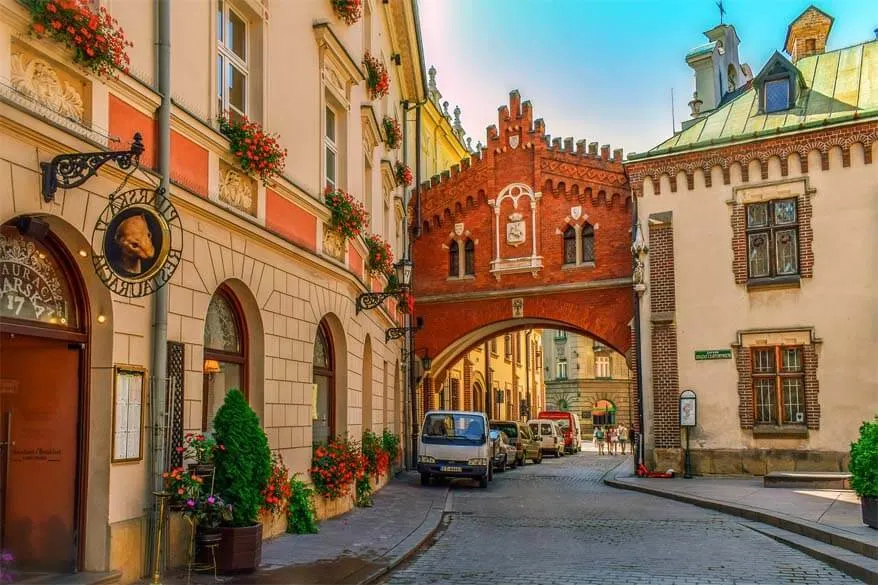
left=631, top=40, right=878, bottom=160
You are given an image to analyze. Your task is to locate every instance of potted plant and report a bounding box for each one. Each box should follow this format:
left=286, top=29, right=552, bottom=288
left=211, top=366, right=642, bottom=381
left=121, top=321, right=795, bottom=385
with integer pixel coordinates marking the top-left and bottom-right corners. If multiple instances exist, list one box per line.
left=211, top=389, right=272, bottom=572
left=364, top=234, right=394, bottom=276
left=362, top=52, right=389, bottom=100
left=382, top=115, right=402, bottom=150
left=179, top=432, right=224, bottom=481
left=324, top=187, right=368, bottom=240
left=163, top=465, right=203, bottom=511
left=394, top=161, right=413, bottom=187
left=330, top=0, right=361, bottom=25
left=286, top=475, right=318, bottom=534
left=217, top=114, right=287, bottom=184
left=23, top=0, right=133, bottom=78
left=850, top=417, right=878, bottom=529
left=189, top=493, right=233, bottom=565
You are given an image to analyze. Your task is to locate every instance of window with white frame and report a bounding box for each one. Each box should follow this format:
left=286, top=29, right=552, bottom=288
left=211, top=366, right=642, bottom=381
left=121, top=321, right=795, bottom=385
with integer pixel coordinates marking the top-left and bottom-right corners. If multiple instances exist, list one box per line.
left=325, top=105, right=339, bottom=190
left=556, top=359, right=568, bottom=380
left=595, top=356, right=611, bottom=379
left=217, top=0, right=248, bottom=121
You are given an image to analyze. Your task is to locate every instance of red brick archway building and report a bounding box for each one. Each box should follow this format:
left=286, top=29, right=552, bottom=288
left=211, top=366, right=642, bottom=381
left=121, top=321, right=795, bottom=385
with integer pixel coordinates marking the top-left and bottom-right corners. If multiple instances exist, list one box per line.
left=412, top=91, right=634, bottom=415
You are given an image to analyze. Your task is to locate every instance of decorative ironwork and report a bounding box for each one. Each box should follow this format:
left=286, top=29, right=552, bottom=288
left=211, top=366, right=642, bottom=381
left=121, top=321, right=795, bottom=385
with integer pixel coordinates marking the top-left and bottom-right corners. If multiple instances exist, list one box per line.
left=167, top=342, right=185, bottom=469
left=385, top=317, right=423, bottom=343
left=356, top=290, right=405, bottom=314
left=41, top=133, right=145, bottom=202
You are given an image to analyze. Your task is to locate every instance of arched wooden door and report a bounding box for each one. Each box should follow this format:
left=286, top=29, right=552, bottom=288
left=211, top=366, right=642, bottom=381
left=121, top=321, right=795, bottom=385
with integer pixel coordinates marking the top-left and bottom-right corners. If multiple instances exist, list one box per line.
left=0, top=223, right=87, bottom=572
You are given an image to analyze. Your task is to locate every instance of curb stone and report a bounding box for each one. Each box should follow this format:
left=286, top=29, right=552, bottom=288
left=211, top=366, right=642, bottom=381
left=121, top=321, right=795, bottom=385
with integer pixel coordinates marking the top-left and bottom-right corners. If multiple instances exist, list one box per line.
left=604, top=468, right=878, bottom=583
left=358, top=485, right=451, bottom=585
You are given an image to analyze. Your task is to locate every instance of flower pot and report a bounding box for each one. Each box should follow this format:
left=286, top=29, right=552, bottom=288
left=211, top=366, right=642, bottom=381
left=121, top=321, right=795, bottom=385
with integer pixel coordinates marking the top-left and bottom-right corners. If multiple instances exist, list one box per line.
left=194, top=526, right=223, bottom=567
left=215, top=524, right=262, bottom=573
left=862, top=496, right=878, bottom=529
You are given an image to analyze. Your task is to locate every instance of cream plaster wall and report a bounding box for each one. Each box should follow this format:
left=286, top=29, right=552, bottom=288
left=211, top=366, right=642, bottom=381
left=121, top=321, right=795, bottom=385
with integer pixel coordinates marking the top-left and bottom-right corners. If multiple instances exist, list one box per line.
left=637, top=141, right=878, bottom=456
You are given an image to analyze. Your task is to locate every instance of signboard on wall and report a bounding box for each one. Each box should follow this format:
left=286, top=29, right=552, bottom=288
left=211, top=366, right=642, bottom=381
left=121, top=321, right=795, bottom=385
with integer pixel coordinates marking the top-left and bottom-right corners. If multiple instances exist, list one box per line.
left=91, top=188, right=182, bottom=297
left=694, top=349, right=732, bottom=361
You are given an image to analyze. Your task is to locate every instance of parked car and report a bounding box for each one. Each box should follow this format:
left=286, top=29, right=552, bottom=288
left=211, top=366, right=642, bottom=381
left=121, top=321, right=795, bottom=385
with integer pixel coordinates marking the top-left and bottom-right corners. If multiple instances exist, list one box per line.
left=489, top=429, right=516, bottom=471
left=538, top=410, right=582, bottom=453
left=528, top=419, right=565, bottom=458
left=491, top=420, right=542, bottom=465
left=418, top=410, right=493, bottom=488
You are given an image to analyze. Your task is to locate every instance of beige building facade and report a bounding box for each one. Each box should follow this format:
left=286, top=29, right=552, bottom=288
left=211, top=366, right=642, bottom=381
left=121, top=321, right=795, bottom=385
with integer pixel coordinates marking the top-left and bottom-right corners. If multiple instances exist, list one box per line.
left=437, top=330, right=545, bottom=422
left=0, top=0, right=425, bottom=581
left=542, top=330, right=633, bottom=436
left=626, top=8, right=878, bottom=475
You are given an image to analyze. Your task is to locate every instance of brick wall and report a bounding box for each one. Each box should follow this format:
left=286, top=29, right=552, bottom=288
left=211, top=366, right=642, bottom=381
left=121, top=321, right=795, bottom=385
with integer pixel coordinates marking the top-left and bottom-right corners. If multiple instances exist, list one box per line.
left=648, top=218, right=680, bottom=449
left=734, top=345, right=754, bottom=428
left=803, top=344, right=820, bottom=430
left=785, top=7, right=832, bottom=62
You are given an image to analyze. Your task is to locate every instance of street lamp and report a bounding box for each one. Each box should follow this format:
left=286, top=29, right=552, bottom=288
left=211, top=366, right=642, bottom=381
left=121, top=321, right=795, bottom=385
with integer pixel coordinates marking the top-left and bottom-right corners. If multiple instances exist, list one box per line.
left=356, top=257, right=414, bottom=313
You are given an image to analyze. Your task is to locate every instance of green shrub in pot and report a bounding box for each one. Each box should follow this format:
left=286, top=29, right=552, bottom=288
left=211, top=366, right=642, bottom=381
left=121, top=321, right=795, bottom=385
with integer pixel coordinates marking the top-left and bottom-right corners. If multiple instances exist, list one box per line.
left=850, top=417, right=878, bottom=529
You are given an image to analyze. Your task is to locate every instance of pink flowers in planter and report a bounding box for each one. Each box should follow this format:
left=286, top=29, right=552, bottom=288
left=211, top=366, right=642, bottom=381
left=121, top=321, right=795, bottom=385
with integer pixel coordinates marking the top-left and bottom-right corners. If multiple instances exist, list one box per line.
left=362, top=52, right=389, bottom=100
left=364, top=233, right=394, bottom=276
left=218, top=114, right=288, bottom=184
left=394, top=161, right=413, bottom=187
left=325, top=187, right=369, bottom=240
left=383, top=115, right=402, bottom=149
left=331, top=0, right=361, bottom=25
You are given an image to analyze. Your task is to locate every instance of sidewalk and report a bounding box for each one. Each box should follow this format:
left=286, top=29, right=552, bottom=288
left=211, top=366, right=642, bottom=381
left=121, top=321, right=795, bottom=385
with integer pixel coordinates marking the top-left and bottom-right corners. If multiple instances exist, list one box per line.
left=605, top=459, right=878, bottom=583
left=159, top=472, right=448, bottom=585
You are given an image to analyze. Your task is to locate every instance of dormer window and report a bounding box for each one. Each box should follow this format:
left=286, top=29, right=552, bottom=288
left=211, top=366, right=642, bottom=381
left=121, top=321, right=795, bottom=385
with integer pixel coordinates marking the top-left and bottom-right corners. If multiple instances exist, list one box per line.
left=764, top=79, right=790, bottom=113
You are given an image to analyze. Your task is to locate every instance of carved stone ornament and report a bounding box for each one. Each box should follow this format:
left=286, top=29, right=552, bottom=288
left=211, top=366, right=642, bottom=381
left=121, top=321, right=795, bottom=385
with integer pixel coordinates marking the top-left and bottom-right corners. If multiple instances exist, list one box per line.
left=218, top=167, right=255, bottom=215
left=509, top=134, right=520, bottom=149
left=506, top=212, right=526, bottom=247
left=570, top=206, right=582, bottom=221
left=511, top=297, right=524, bottom=319
left=322, top=226, right=345, bottom=262
left=454, top=222, right=464, bottom=236
left=11, top=52, right=84, bottom=121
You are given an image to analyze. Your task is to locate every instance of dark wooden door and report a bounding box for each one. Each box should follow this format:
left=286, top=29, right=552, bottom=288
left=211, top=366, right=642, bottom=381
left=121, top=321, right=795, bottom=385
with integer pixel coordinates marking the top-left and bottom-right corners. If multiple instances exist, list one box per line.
left=0, top=333, right=81, bottom=572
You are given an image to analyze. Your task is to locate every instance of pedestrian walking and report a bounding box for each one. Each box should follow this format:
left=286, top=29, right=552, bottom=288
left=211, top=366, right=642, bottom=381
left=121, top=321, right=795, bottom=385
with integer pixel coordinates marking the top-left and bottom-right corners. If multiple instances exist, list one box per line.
left=606, top=425, right=617, bottom=455
left=618, top=423, right=629, bottom=455
left=594, top=426, right=606, bottom=455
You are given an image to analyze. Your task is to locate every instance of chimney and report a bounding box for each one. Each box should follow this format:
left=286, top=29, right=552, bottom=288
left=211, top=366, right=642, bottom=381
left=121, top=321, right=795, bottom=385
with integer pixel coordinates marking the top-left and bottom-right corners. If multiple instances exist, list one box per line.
left=784, top=5, right=834, bottom=63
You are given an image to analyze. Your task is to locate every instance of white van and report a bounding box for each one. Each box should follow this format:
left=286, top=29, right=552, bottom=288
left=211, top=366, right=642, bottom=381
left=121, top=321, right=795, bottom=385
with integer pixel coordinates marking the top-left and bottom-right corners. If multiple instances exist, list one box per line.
left=418, top=410, right=493, bottom=488
left=528, top=418, right=565, bottom=458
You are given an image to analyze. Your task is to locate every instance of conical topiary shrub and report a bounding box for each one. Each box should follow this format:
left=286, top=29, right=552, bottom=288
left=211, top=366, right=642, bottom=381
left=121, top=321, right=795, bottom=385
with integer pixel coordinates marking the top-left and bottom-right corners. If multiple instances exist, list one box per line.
left=212, top=389, right=272, bottom=527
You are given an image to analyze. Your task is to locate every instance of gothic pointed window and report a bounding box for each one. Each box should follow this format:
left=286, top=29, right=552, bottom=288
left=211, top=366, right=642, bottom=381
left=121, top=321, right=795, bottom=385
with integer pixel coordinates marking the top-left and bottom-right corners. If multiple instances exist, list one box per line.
left=563, top=226, right=576, bottom=265
left=312, top=321, right=335, bottom=444
left=464, top=238, right=475, bottom=275
left=581, top=223, right=595, bottom=263
left=448, top=240, right=459, bottom=277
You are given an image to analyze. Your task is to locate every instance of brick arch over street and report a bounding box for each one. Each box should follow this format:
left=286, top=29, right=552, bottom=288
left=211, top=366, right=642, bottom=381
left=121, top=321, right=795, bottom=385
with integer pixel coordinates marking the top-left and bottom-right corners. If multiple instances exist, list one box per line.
left=412, top=90, right=635, bottom=392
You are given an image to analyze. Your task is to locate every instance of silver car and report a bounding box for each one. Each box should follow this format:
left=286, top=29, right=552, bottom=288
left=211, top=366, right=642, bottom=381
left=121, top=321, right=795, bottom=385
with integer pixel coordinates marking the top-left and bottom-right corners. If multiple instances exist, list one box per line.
left=489, top=429, right=518, bottom=471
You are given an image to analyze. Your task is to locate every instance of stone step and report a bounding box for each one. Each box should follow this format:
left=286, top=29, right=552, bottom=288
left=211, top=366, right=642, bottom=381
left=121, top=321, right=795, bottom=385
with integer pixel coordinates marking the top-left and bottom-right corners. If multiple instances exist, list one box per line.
left=15, top=571, right=122, bottom=584
left=764, top=471, right=852, bottom=489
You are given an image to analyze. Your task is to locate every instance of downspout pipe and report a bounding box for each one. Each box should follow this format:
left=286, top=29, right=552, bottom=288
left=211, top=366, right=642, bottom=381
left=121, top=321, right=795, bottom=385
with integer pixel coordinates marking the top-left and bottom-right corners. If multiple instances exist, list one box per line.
left=525, top=331, right=531, bottom=421
left=149, top=0, right=171, bottom=574
left=632, top=195, right=645, bottom=468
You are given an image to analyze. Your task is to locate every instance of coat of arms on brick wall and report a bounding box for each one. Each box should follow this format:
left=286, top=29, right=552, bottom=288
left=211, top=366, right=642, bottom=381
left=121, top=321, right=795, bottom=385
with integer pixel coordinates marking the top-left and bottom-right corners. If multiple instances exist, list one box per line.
left=506, top=212, right=526, bottom=247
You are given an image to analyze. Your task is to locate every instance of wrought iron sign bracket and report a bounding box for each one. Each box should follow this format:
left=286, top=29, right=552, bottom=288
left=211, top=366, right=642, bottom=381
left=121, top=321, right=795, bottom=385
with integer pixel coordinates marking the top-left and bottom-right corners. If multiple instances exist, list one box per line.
left=41, top=133, right=145, bottom=203
left=385, top=317, right=424, bottom=343
left=356, top=290, right=405, bottom=314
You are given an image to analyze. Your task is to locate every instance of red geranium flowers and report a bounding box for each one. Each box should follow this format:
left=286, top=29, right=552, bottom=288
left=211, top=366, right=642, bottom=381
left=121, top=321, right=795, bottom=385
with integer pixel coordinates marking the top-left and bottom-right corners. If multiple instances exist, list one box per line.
left=26, top=0, right=132, bottom=78
left=218, top=114, right=287, bottom=184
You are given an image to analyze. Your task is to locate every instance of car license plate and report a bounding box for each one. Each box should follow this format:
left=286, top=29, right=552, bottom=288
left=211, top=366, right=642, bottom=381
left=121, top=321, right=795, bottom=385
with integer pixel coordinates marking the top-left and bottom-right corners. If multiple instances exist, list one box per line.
left=441, top=466, right=462, bottom=473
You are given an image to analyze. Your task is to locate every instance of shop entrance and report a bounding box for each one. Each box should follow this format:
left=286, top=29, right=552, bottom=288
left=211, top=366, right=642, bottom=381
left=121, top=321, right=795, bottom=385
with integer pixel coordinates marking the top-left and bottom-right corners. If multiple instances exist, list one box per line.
left=0, top=223, right=87, bottom=572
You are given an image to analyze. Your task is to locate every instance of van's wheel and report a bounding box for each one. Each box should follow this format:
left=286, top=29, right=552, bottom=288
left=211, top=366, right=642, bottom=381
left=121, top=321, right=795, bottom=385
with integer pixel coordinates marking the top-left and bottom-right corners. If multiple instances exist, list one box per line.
left=499, top=455, right=507, bottom=472
left=535, top=453, right=543, bottom=464
left=420, top=473, right=430, bottom=486
left=488, top=465, right=494, bottom=482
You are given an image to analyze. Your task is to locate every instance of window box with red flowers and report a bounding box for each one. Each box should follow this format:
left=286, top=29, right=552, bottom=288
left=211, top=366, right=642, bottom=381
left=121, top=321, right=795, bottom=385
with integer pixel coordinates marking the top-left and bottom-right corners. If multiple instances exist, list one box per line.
left=310, top=437, right=365, bottom=502
left=394, top=161, right=412, bottom=188
left=24, top=0, right=133, bottom=78
left=382, top=115, right=402, bottom=150
left=362, top=52, right=389, bottom=100
left=364, top=233, right=394, bottom=276
left=325, top=187, right=369, bottom=240
left=330, top=0, right=361, bottom=25
left=218, top=114, right=287, bottom=185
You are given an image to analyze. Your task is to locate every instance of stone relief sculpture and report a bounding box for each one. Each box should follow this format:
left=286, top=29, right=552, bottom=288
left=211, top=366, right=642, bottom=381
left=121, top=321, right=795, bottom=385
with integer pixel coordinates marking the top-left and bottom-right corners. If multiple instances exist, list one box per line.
left=218, top=168, right=255, bottom=214
left=11, top=53, right=84, bottom=122
left=322, top=227, right=345, bottom=261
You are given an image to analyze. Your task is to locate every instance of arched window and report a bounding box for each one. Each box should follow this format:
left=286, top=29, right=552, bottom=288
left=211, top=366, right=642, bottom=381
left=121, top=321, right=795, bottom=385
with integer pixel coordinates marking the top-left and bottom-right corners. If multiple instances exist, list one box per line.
left=464, top=238, right=475, bottom=275
left=448, top=240, right=459, bottom=277
left=203, top=286, right=247, bottom=430
left=581, top=223, right=595, bottom=263
left=312, top=322, right=335, bottom=443
left=563, top=225, right=576, bottom=265
left=592, top=399, right=616, bottom=427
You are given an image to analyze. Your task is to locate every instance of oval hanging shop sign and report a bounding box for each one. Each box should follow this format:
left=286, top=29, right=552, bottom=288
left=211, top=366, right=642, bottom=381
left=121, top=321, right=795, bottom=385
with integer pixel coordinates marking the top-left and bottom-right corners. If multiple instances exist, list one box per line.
left=91, top=188, right=182, bottom=297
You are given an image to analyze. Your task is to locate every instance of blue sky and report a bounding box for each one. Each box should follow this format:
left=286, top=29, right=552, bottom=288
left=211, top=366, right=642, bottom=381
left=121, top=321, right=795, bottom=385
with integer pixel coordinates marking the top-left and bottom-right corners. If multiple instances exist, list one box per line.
left=418, top=0, right=878, bottom=156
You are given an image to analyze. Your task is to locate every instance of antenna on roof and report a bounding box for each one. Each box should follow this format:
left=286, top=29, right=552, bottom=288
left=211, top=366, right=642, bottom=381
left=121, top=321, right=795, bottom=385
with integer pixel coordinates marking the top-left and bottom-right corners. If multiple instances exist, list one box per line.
left=671, top=88, right=676, bottom=133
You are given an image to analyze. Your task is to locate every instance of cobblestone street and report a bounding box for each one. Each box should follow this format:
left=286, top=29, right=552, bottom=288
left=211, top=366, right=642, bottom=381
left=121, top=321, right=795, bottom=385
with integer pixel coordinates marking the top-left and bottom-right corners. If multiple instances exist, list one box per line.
left=381, top=451, right=861, bottom=585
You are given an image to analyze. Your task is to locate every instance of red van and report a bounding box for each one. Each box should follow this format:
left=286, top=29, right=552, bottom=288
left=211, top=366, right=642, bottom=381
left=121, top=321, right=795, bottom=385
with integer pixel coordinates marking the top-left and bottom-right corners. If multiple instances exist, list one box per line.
left=537, top=411, right=581, bottom=453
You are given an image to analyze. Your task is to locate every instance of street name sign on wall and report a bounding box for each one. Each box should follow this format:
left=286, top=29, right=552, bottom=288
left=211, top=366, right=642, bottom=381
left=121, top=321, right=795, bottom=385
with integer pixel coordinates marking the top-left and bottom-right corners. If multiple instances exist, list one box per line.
left=694, top=349, right=732, bottom=361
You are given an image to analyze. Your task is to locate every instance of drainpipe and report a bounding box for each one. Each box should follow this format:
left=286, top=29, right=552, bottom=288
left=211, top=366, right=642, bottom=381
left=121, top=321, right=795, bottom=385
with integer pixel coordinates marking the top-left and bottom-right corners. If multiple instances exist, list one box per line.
left=632, top=196, right=645, bottom=468
left=148, top=0, right=171, bottom=574
left=525, top=331, right=531, bottom=421
left=484, top=345, right=492, bottom=419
